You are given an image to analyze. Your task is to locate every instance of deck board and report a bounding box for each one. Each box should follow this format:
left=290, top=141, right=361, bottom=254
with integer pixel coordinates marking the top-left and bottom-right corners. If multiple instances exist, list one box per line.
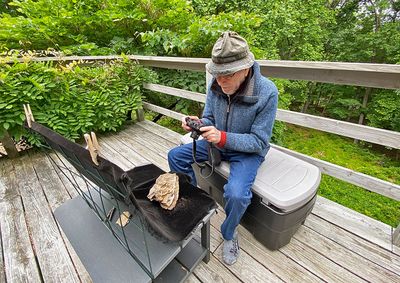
left=0, top=161, right=42, bottom=282
left=207, top=217, right=284, bottom=282
left=295, top=225, right=399, bottom=282
left=214, top=243, right=284, bottom=283
left=210, top=207, right=323, bottom=283
left=47, top=152, right=81, bottom=199
left=30, top=152, right=93, bottom=282
left=305, top=214, right=400, bottom=276
left=99, top=134, right=150, bottom=169
left=0, top=222, right=5, bottom=283
left=394, top=245, right=400, bottom=257
left=211, top=209, right=364, bottom=283
left=193, top=256, right=241, bottom=283
left=236, top=227, right=322, bottom=283
left=281, top=238, right=365, bottom=283
left=185, top=273, right=202, bottom=283
left=12, top=155, right=81, bottom=283
left=1, top=196, right=42, bottom=283
left=312, top=196, right=393, bottom=250
left=0, top=120, right=399, bottom=282
left=114, top=128, right=170, bottom=171
left=0, top=169, right=6, bottom=283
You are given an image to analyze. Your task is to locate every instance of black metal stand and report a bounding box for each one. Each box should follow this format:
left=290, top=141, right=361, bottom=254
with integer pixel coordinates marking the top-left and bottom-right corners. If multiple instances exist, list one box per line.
left=55, top=195, right=215, bottom=283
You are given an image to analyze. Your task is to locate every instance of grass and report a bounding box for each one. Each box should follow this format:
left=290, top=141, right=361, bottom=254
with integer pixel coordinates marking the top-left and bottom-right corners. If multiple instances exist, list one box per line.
left=281, top=124, right=400, bottom=227
left=145, top=112, right=186, bottom=134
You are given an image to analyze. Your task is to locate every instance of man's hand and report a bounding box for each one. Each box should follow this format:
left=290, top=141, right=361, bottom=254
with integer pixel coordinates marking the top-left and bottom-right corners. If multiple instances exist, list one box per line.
left=181, top=116, right=199, bottom=132
left=200, top=126, right=221, bottom=144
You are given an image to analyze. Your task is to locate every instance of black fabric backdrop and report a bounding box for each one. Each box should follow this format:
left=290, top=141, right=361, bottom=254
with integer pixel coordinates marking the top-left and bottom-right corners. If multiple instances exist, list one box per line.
left=28, top=121, right=217, bottom=242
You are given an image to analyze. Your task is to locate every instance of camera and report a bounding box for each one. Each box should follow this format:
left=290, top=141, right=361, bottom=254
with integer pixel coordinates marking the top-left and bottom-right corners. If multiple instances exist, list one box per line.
left=185, top=117, right=203, bottom=140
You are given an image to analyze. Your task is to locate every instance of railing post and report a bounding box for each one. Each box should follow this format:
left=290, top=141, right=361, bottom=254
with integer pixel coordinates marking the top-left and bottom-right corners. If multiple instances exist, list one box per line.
left=394, top=223, right=400, bottom=247
left=1, top=131, right=19, bottom=158
left=136, top=108, right=145, bottom=122
left=206, top=70, right=212, bottom=91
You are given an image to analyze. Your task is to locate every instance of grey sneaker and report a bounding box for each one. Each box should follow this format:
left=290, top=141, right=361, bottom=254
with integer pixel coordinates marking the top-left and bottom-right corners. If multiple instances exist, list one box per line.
left=222, top=232, right=239, bottom=265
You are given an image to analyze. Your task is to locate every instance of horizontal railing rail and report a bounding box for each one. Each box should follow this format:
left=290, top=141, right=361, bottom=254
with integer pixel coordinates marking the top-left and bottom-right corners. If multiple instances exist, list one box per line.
left=6, top=55, right=400, bottom=89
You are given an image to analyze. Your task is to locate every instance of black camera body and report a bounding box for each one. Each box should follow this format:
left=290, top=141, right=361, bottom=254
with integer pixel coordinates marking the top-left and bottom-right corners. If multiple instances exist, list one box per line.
left=186, top=117, right=221, bottom=170
left=185, top=117, right=203, bottom=140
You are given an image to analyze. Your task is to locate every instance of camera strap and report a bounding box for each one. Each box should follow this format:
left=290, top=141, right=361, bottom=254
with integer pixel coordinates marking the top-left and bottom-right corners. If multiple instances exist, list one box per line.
left=191, top=138, right=221, bottom=179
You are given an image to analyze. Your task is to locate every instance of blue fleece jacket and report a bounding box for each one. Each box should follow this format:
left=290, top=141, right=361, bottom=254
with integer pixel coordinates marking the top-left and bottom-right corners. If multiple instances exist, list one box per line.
left=201, top=62, right=278, bottom=157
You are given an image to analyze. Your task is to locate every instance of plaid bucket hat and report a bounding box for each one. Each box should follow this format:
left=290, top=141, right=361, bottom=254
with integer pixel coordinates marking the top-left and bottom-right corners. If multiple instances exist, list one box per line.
left=206, top=31, right=255, bottom=76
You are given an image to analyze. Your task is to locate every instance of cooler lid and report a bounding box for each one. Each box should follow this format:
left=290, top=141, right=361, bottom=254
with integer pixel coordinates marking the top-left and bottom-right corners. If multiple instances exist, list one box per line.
left=216, top=147, right=321, bottom=212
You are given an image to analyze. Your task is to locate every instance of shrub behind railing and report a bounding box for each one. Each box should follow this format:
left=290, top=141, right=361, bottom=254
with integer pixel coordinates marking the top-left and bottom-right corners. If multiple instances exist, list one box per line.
left=0, top=56, right=155, bottom=145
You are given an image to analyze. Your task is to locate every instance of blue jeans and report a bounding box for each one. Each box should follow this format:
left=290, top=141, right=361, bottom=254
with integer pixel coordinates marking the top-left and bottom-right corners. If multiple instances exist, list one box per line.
left=168, top=139, right=264, bottom=240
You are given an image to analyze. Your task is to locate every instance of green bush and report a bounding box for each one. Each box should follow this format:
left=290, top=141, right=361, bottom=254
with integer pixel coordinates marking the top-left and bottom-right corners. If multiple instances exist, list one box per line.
left=144, top=68, right=206, bottom=118
left=0, top=56, right=155, bottom=144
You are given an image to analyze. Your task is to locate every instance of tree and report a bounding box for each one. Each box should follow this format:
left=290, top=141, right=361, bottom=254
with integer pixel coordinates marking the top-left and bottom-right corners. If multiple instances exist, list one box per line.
left=320, top=0, right=400, bottom=130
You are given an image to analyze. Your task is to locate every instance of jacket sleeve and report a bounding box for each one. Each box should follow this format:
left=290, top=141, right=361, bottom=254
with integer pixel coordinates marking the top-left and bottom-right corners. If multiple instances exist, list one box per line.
left=224, top=90, right=278, bottom=154
left=200, top=85, right=215, bottom=127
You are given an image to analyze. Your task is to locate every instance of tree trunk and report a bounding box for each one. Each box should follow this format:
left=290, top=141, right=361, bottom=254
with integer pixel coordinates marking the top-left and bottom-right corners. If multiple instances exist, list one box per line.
left=301, top=97, right=312, bottom=113
left=321, top=94, right=332, bottom=116
left=301, top=82, right=315, bottom=113
left=346, top=105, right=353, bottom=122
left=358, top=87, right=371, bottom=126
left=354, top=87, right=371, bottom=143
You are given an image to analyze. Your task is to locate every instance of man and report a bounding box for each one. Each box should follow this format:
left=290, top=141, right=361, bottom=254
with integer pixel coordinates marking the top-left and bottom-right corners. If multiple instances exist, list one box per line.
left=168, top=31, right=278, bottom=265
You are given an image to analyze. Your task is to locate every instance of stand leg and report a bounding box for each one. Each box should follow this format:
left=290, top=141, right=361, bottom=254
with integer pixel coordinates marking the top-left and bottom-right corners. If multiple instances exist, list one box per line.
left=201, top=221, right=211, bottom=263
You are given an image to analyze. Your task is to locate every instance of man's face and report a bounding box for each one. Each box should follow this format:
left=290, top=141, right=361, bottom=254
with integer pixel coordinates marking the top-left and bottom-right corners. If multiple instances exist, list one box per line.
left=215, top=68, right=250, bottom=95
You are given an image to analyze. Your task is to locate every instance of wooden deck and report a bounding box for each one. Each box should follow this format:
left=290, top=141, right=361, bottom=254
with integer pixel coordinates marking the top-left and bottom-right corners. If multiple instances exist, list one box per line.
left=0, top=120, right=399, bottom=283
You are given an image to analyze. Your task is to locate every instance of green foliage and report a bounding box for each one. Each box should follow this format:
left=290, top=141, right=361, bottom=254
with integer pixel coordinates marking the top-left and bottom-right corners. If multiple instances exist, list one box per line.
left=0, top=56, right=155, bottom=143
left=140, top=29, right=184, bottom=56
left=301, top=84, right=361, bottom=119
left=182, top=11, right=263, bottom=58
left=0, top=0, right=196, bottom=54
left=0, top=0, right=16, bottom=15
left=326, top=0, right=400, bottom=64
left=139, top=10, right=264, bottom=58
left=60, top=43, right=112, bottom=56
left=326, top=98, right=362, bottom=120
left=192, top=0, right=263, bottom=15
left=367, top=90, right=400, bottom=132
left=256, top=0, right=335, bottom=61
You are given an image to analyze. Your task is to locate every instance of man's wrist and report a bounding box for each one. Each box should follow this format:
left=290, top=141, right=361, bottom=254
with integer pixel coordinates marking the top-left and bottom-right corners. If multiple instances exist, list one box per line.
left=216, top=131, right=226, bottom=148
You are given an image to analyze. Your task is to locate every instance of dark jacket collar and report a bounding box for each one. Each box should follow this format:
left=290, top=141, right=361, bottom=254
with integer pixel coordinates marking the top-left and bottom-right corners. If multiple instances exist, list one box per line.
left=210, top=67, right=257, bottom=104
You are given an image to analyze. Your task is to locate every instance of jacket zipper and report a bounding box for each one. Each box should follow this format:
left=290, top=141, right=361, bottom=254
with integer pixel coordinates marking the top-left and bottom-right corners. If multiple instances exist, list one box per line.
left=225, top=95, right=232, bottom=131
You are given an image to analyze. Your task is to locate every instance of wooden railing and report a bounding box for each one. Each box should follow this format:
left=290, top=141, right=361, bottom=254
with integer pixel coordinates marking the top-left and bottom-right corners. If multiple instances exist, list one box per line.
left=3, top=55, right=400, bottom=245
left=13, top=55, right=400, bottom=89
left=133, top=56, right=400, bottom=247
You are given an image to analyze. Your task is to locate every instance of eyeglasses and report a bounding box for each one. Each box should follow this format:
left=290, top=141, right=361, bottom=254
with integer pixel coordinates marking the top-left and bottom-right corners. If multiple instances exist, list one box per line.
left=215, top=72, right=237, bottom=80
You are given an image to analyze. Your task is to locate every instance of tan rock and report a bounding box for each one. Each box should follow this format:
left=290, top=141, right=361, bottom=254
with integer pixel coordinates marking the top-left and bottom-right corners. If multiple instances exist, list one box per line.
left=147, top=173, right=179, bottom=210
